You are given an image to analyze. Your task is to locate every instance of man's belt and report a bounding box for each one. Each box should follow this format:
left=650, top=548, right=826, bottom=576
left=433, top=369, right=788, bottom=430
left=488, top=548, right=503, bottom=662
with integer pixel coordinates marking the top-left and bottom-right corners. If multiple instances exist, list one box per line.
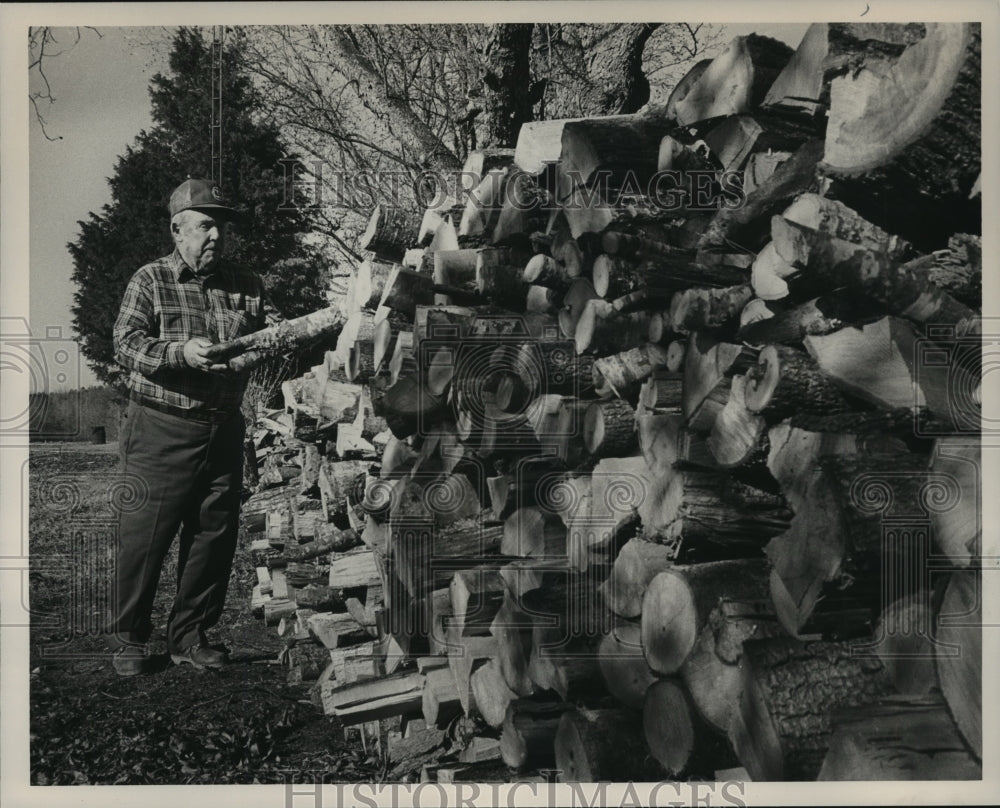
left=131, top=395, right=237, bottom=425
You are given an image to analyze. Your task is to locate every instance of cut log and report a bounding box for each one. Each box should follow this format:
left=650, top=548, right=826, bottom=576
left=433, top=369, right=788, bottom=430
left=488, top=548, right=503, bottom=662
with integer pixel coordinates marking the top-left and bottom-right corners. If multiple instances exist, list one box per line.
left=583, top=399, right=637, bottom=459
left=818, top=694, right=980, bottom=780
left=421, top=663, right=463, bottom=728
left=871, top=593, right=940, bottom=696
left=523, top=253, right=573, bottom=291
left=513, top=118, right=583, bottom=174
left=821, top=23, right=981, bottom=250
left=736, top=290, right=861, bottom=346
left=744, top=344, right=855, bottom=422
left=500, top=700, right=572, bottom=771
left=706, top=374, right=766, bottom=467
left=640, top=559, right=769, bottom=676
left=599, top=537, right=675, bottom=619
left=699, top=139, right=825, bottom=253
left=643, top=678, right=736, bottom=778
left=592, top=344, right=671, bottom=399
left=668, top=283, right=753, bottom=335
left=672, top=34, right=794, bottom=125
left=554, top=708, right=665, bottom=782
left=558, top=115, right=675, bottom=188
left=729, top=637, right=894, bottom=780
left=935, top=570, right=982, bottom=760
left=470, top=658, right=517, bottom=728
left=359, top=205, right=421, bottom=263
left=327, top=670, right=425, bottom=725
left=763, top=22, right=926, bottom=109
left=574, top=300, right=650, bottom=356
left=598, top=620, right=657, bottom=710
left=663, top=58, right=712, bottom=121
left=205, top=307, right=345, bottom=371
left=929, top=438, right=980, bottom=567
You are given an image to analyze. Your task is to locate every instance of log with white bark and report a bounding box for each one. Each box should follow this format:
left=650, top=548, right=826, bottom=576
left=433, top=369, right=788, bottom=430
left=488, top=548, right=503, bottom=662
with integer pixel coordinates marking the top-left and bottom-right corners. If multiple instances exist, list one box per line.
left=360, top=205, right=422, bottom=263
left=205, top=307, right=346, bottom=372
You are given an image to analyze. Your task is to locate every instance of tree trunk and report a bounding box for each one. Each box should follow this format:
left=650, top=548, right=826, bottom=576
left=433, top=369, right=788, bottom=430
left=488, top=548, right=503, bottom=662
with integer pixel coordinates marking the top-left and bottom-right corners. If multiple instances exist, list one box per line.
left=325, top=26, right=461, bottom=174
left=481, top=24, right=535, bottom=148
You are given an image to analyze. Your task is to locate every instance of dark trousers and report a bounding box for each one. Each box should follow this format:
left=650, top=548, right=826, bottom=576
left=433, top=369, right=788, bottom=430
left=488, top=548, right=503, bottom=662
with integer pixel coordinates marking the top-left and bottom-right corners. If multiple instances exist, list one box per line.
left=110, top=400, right=244, bottom=653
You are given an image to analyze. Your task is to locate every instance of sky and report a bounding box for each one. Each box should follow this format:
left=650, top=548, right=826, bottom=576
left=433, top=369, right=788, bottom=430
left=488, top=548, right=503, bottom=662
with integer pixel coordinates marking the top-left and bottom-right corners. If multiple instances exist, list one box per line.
left=26, top=22, right=808, bottom=391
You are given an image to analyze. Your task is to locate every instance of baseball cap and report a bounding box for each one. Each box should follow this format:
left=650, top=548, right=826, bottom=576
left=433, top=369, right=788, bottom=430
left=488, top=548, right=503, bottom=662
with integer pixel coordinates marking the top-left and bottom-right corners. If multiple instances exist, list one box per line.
left=168, top=178, right=237, bottom=218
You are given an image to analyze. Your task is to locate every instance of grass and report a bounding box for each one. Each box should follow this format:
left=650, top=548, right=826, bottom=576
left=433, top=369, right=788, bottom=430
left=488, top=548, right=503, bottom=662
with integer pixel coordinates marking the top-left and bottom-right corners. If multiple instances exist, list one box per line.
left=27, top=442, right=378, bottom=785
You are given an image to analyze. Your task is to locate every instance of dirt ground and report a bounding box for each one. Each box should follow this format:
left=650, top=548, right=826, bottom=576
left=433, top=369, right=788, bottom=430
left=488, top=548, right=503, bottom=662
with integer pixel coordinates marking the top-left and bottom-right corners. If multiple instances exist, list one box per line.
left=27, top=442, right=383, bottom=785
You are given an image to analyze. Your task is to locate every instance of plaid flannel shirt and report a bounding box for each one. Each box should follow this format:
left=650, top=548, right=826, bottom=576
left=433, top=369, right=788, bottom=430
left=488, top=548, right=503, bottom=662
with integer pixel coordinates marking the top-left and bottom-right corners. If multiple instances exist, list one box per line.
left=114, top=249, right=278, bottom=414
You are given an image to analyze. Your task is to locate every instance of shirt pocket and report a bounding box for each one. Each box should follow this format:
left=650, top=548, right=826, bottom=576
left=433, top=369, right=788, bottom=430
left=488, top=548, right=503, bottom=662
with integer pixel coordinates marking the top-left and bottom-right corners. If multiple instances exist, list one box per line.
left=158, top=305, right=188, bottom=339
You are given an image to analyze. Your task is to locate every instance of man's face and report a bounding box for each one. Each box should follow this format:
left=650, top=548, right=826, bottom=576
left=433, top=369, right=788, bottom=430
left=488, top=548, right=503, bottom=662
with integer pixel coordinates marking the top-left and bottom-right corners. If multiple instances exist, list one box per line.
left=172, top=209, right=228, bottom=273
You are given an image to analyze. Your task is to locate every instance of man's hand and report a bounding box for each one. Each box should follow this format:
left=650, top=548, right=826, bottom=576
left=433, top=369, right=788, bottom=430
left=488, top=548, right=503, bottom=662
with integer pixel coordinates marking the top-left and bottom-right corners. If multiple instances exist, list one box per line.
left=182, top=338, right=231, bottom=372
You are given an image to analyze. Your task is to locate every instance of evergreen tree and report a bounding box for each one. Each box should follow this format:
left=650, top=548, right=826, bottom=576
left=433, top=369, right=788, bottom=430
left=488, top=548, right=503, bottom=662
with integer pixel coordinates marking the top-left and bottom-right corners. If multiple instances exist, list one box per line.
left=70, top=27, right=326, bottom=386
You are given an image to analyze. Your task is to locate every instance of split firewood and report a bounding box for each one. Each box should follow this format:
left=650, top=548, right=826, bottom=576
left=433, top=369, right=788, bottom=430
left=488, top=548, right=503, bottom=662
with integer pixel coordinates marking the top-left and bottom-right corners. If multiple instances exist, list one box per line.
left=707, top=374, right=767, bottom=467
left=672, top=34, right=794, bottom=125
left=326, top=670, right=425, bottom=725
left=470, top=658, right=517, bottom=728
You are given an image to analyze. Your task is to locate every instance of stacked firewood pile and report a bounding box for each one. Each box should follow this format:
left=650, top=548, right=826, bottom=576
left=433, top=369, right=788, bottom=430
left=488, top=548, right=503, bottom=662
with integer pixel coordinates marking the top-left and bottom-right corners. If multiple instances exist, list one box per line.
left=241, top=23, right=982, bottom=782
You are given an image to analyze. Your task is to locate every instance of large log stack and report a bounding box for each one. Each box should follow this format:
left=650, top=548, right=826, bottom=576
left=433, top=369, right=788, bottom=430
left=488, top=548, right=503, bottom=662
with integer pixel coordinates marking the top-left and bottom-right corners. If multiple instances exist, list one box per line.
left=239, top=23, right=982, bottom=783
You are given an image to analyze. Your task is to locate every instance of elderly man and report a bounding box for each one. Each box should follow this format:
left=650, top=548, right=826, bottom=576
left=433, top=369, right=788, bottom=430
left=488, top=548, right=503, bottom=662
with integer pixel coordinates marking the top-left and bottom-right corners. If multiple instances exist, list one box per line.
left=109, top=178, right=274, bottom=675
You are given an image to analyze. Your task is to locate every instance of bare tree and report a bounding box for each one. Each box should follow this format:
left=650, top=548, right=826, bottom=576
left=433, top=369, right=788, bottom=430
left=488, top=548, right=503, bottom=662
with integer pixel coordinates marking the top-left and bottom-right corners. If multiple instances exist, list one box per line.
left=29, top=26, right=103, bottom=140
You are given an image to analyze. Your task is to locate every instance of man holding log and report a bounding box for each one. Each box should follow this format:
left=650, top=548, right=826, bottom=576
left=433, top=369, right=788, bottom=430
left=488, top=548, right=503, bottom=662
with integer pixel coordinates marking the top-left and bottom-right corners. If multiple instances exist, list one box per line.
left=108, top=178, right=276, bottom=675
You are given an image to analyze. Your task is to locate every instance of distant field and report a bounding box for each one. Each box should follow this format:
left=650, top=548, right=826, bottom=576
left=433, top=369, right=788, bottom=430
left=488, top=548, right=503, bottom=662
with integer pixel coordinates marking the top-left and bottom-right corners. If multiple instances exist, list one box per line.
left=29, top=386, right=125, bottom=443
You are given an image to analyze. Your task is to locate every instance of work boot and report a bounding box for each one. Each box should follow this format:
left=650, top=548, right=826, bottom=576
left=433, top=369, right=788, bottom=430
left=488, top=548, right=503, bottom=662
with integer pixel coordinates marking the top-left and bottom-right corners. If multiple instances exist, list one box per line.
left=112, top=644, right=150, bottom=677
left=170, top=643, right=228, bottom=670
